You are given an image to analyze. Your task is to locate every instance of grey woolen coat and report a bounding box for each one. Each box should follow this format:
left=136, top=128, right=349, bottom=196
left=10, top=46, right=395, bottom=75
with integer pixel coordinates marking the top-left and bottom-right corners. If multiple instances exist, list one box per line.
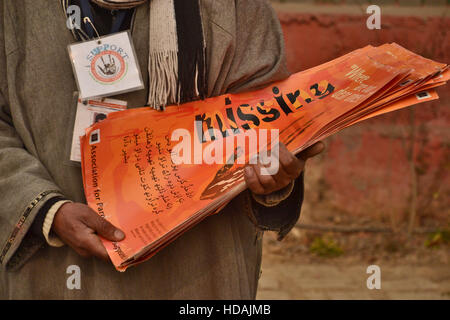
left=0, top=0, right=303, bottom=299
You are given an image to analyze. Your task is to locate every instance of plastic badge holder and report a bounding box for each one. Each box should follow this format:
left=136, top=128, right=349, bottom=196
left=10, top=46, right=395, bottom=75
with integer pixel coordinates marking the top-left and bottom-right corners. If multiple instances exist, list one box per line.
left=68, top=30, right=144, bottom=100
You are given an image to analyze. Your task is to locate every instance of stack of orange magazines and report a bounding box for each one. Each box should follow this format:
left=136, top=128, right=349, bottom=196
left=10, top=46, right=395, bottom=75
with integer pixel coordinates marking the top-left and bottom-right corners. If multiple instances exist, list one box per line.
left=80, top=43, right=449, bottom=271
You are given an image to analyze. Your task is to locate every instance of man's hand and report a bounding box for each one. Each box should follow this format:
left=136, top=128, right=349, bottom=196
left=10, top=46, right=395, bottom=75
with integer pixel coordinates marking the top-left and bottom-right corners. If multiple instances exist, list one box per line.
left=52, top=202, right=125, bottom=261
left=244, top=141, right=324, bottom=195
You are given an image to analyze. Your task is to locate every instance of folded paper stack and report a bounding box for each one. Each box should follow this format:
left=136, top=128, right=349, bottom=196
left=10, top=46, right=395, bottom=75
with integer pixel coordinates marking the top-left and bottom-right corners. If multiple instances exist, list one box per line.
left=80, top=43, right=448, bottom=271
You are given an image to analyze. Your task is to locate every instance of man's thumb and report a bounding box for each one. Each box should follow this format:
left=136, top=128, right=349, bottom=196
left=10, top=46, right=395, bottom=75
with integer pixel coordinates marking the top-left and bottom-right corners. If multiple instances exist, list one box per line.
left=88, top=213, right=125, bottom=242
left=297, top=141, right=325, bottom=161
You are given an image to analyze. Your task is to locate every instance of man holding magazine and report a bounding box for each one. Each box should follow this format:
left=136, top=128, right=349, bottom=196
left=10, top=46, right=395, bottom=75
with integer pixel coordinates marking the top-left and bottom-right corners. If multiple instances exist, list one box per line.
left=0, top=0, right=323, bottom=299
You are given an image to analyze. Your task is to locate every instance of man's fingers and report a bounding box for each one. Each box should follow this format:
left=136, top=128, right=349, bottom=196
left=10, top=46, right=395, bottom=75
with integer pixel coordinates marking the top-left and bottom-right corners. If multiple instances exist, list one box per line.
left=265, top=155, right=294, bottom=189
left=247, top=163, right=279, bottom=195
left=83, top=209, right=125, bottom=242
left=274, top=166, right=295, bottom=188
left=278, top=144, right=303, bottom=178
left=245, top=142, right=323, bottom=195
left=297, top=141, right=325, bottom=161
left=256, top=166, right=278, bottom=194
left=81, top=234, right=110, bottom=261
left=244, top=165, right=265, bottom=195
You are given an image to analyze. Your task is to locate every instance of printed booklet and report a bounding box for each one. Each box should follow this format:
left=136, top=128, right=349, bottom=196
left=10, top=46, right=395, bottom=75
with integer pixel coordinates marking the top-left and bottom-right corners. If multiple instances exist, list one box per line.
left=80, top=43, right=449, bottom=271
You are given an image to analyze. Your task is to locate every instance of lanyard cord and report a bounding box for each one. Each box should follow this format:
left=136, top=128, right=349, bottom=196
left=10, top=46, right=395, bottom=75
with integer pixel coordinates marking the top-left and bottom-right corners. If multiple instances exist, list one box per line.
left=79, top=0, right=96, bottom=38
left=61, top=0, right=89, bottom=41
left=80, top=0, right=128, bottom=38
left=62, top=0, right=128, bottom=41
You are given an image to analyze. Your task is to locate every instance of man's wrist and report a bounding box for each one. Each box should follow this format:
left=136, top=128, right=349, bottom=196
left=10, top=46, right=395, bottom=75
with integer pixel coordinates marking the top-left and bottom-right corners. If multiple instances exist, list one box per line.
left=250, top=180, right=295, bottom=207
left=42, top=200, right=72, bottom=247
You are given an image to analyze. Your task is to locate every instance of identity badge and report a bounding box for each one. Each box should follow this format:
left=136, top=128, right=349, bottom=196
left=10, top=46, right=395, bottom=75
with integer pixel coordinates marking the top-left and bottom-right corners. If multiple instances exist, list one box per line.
left=68, top=31, right=144, bottom=100
left=70, top=97, right=127, bottom=162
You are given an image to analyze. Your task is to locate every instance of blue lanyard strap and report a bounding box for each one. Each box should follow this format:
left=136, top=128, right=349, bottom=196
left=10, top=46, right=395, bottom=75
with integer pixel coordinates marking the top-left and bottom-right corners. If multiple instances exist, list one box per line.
left=111, top=10, right=127, bottom=34
left=79, top=0, right=127, bottom=38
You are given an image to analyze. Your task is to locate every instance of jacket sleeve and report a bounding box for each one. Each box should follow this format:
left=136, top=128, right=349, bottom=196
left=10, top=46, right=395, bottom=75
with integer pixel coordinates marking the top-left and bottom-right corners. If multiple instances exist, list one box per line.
left=206, top=0, right=291, bottom=95
left=0, top=3, right=65, bottom=271
left=248, top=173, right=304, bottom=240
left=205, top=0, right=304, bottom=239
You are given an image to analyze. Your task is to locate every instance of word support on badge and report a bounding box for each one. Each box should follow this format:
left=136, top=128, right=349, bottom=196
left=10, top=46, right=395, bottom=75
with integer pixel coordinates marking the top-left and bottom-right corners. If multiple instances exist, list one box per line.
left=68, top=31, right=144, bottom=100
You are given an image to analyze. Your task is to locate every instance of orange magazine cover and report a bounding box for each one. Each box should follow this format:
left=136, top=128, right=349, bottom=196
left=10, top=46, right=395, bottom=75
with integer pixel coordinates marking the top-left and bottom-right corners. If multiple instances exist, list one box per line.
left=80, top=43, right=448, bottom=271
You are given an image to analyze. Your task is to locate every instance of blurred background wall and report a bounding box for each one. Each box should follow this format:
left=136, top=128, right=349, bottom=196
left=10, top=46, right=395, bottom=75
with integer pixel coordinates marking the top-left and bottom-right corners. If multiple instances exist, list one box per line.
left=255, top=0, right=448, bottom=300
left=272, top=0, right=449, bottom=231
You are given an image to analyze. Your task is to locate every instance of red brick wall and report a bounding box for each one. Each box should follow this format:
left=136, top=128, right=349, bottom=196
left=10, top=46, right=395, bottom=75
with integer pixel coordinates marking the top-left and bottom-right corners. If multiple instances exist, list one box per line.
left=278, top=11, right=449, bottom=226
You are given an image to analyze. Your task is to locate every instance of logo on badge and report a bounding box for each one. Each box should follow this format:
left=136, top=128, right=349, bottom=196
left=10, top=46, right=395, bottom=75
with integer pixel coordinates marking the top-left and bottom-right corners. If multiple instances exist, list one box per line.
left=90, top=50, right=127, bottom=84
